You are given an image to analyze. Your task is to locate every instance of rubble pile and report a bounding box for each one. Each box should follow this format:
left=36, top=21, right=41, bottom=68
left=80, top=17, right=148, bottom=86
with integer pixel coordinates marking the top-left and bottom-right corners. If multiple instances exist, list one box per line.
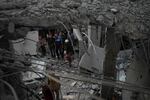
left=0, top=49, right=31, bottom=100
left=0, top=0, right=150, bottom=100
left=0, top=0, right=150, bottom=39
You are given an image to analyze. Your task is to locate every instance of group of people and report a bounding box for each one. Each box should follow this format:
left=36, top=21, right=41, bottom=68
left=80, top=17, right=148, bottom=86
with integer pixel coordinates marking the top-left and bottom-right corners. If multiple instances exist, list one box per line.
left=38, top=32, right=74, bottom=66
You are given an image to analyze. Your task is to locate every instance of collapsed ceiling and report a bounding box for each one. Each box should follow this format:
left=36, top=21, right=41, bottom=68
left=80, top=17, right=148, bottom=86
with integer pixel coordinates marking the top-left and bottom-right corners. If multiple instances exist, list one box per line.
left=0, top=0, right=150, bottom=39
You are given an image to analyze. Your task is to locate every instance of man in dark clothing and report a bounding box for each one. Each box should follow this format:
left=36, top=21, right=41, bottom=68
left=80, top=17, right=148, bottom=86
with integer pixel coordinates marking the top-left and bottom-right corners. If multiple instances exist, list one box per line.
left=64, top=39, right=74, bottom=67
left=60, top=32, right=66, bottom=58
left=55, top=33, right=63, bottom=59
left=40, top=38, right=46, bottom=57
left=47, top=33, right=55, bottom=58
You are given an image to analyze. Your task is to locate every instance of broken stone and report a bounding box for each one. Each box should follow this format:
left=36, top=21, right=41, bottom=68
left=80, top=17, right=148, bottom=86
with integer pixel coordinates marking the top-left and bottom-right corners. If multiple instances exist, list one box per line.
left=70, top=81, right=77, bottom=87
left=79, top=45, right=104, bottom=74
left=92, top=84, right=99, bottom=90
left=89, top=89, right=94, bottom=94
left=77, top=81, right=83, bottom=87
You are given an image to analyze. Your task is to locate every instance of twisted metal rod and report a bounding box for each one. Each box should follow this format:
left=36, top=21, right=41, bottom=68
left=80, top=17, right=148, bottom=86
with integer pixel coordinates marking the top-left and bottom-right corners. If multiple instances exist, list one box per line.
left=0, top=79, right=19, bottom=100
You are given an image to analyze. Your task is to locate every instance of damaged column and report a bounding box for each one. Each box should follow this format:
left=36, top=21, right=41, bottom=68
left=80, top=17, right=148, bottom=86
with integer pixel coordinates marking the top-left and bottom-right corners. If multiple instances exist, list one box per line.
left=102, top=27, right=121, bottom=99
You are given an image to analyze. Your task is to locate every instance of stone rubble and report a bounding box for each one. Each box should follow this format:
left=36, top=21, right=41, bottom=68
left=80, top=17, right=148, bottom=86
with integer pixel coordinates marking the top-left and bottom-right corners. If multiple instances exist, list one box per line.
left=0, top=0, right=150, bottom=39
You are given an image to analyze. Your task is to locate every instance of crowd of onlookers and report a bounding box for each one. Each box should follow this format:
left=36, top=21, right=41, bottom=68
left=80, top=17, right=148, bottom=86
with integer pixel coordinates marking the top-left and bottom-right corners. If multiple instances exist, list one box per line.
left=38, top=31, right=74, bottom=66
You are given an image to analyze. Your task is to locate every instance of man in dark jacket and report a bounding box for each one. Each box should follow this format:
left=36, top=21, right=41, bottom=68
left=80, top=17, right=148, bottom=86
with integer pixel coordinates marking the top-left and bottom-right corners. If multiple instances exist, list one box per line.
left=40, top=38, right=46, bottom=57
left=64, top=39, right=74, bottom=67
left=47, top=33, right=55, bottom=58
left=55, top=33, right=63, bottom=59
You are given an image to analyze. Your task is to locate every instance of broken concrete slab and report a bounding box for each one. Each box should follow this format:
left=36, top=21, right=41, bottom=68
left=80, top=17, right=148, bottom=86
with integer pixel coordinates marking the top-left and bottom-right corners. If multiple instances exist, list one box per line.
left=79, top=45, right=105, bottom=74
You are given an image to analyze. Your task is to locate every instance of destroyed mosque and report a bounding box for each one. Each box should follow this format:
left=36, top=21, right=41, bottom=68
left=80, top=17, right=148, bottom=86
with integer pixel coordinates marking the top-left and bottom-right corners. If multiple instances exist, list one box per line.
left=0, top=0, right=150, bottom=100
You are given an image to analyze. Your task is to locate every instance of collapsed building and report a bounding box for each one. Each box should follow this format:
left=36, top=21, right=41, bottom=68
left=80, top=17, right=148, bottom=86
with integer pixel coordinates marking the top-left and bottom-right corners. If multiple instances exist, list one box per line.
left=0, top=0, right=150, bottom=100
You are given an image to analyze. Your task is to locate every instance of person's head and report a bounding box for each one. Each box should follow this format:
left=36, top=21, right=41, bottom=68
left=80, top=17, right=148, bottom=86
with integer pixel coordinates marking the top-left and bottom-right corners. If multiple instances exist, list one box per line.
left=55, top=33, right=58, bottom=37
left=65, top=39, right=69, bottom=43
left=48, top=33, right=52, bottom=37
left=59, top=32, right=63, bottom=35
left=39, top=36, right=42, bottom=40
left=40, top=37, right=45, bottom=41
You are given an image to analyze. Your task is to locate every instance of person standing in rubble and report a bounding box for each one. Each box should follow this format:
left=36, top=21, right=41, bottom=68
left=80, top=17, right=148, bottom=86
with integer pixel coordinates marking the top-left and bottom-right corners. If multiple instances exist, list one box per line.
left=40, top=37, right=47, bottom=57
left=47, top=33, right=56, bottom=58
left=64, top=39, right=74, bottom=67
left=60, top=32, right=67, bottom=59
left=55, top=33, right=63, bottom=59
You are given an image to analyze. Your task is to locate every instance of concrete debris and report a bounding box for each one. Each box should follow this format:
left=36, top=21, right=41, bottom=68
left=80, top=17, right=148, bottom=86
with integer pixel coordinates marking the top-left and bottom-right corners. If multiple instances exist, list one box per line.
left=11, top=39, right=25, bottom=55
left=116, top=49, right=133, bottom=69
left=79, top=45, right=104, bottom=74
left=77, top=81, right=83, bottom=87
left=63, top=95, right=76, bottom=100
left=24, top=31, right=39, bottom=55
left=23, top=58, right=47, bottom=81
left=116, top=49, right=133, bottom=81
left=89, top=89, right=94, bottom=94
left=11, top=31, right=39, bottom=55
left=81, top=84, right=89, bottom=88
left=71, top=81, right=77, bottom=87
left=0, top=49, right=30, bottom=100
left=92, top=84, right=99, bottom=90
left=0, top=0, right=149, bottom=39
left=0, top=1, right=150, bottom=100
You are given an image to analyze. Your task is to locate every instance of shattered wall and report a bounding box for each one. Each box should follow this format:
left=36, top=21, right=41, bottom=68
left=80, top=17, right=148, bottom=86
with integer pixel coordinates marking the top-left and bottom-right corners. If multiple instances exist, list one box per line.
left=123, top=42, right=150, bottom=100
